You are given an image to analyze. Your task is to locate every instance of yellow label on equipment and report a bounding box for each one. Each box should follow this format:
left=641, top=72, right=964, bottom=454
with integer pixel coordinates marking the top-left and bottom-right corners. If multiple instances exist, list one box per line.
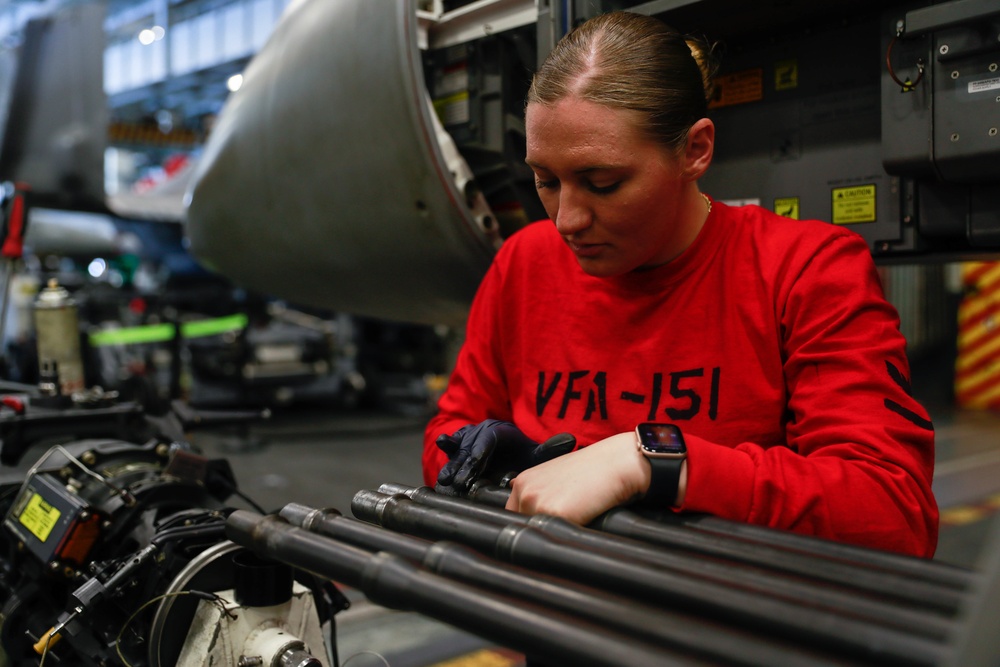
left=774, top=197, right=800, bottom=219
left=831, top=184, right=876, bottom=224
left=19, top=494, right=61, bottom=542
left=774, top=59, right=798, bottom=91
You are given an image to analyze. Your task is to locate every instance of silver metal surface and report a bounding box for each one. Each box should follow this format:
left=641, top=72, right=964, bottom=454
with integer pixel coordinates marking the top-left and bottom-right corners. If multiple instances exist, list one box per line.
left=185, top=0, right=499, bottom=326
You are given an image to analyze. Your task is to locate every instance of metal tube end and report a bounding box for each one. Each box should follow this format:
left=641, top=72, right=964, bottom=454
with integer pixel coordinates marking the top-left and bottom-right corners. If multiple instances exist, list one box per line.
left=378, top=482, right=416, bottom=497
left=351, top=490, right=391, bottom=524
left=279, top=503, right=339, bottom=530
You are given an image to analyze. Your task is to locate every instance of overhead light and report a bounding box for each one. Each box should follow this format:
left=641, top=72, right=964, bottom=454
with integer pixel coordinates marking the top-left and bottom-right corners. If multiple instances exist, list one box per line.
left=227, top=73, right=244, bottom=92
left=88, top=258, right=107, bottom=278
left=138, top=25, right=165, bottom=45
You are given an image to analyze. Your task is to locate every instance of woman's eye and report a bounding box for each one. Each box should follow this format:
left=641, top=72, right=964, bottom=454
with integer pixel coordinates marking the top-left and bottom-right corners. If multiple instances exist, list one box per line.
left=588, top=182, right=620, bottom=194
left=535, top=179, right=558, bottom=190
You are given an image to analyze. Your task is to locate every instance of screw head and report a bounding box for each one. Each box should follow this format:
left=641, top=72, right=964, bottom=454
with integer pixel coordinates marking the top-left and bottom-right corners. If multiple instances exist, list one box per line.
left=939, top=44, right=950, bottom=54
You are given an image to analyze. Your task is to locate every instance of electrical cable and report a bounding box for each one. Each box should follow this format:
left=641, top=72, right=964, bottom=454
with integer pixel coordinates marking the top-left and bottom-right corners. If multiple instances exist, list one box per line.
left=342, top=651, right=391, bottom=667
left=886, top=35, right=925, bottom=92
left=116, top=589, right=230, bottom=667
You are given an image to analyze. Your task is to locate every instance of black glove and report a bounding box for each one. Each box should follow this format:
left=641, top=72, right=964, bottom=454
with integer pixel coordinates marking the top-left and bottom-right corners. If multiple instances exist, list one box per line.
left=435, top=419, right=576, bottom=495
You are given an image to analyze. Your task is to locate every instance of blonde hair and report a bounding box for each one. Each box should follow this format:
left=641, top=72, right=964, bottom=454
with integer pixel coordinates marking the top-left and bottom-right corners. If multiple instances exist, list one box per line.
left=527, top=11, right=720, bottom=153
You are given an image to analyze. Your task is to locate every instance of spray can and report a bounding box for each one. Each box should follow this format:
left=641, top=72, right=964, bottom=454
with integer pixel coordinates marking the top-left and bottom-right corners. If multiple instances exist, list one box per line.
left=33, top=279, right=85, bottom=396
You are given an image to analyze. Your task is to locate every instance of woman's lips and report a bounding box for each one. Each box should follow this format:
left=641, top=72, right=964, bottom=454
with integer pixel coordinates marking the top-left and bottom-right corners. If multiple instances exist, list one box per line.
left=566, top=240, right=607, bottom=258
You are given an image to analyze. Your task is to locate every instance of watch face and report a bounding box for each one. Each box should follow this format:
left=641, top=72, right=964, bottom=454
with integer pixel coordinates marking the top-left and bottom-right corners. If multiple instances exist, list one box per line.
left=636, top=422, right=687, bottom=455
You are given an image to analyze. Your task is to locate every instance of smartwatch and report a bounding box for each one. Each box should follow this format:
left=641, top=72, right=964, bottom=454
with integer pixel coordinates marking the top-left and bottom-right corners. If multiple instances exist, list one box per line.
left=635, top=422, right=687, bottom=507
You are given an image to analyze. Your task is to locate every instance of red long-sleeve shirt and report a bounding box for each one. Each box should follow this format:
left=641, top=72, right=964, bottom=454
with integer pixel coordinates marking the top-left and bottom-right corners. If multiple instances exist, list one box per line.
left=424, top=201, right=938, bottom=557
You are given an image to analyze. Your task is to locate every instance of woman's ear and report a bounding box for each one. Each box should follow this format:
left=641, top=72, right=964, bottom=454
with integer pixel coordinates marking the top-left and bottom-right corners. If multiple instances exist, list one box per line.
left=683, top=118, right=715, bottom=181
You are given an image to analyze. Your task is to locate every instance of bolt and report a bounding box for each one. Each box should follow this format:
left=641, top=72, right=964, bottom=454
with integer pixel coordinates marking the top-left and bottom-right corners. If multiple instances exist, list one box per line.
left=990, top=63, right=998, bottom=73
left=990, top=128, right=998, bottom=137
left=237, top=658, right=263, bottom=667
left=951, top=70, right=960, bottom=79
left=951, top=133, right=960, bottom=141
left=81, top=451, right=96, bottom=466
left=155, top=443, right=170, bottom=458
left=939, top=44, right=950, bottom=55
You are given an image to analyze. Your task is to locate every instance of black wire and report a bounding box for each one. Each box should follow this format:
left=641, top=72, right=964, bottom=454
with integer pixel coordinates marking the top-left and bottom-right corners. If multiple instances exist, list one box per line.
left=150, top=522, right=227, bottom=547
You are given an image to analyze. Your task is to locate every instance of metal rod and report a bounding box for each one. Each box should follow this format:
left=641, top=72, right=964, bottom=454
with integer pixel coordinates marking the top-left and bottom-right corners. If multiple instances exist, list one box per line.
left=632, top=509, right=974, bottom=590
left=380, top=485, right=955, bottom=634
left=224, top=510, right=699, bottom=667
left=352, top=491, right=948, bottom=666
left=465, top=482, right=972, bottom=594
left=280, top=503, right=844, bottom=667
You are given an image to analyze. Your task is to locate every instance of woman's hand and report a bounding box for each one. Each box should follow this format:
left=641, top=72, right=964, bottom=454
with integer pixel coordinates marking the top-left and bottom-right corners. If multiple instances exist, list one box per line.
left=435, top=420, right=576, bottom=495
left=504, top=431, right=652, bottom=525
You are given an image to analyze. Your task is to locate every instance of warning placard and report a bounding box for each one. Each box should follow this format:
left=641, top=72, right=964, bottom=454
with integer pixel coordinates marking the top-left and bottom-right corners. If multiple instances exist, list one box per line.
left=774, top=197, right=800, bottom=219
left=18, top=493, right=60, bottom=542
left=709, top=68, right=763, bottom=109
left=831, top=184, right=876, bottom=224
left=774, top=59, right=798, bottom=91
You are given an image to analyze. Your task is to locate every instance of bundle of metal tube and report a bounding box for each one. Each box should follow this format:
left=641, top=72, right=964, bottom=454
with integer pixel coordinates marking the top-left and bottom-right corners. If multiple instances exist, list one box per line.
left=224, top=483, right=975, bottom=667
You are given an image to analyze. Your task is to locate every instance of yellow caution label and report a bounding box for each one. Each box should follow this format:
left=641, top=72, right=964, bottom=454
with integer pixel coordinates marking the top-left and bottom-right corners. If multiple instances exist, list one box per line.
left=774, top=197, right=800, bottom=219
left=774, top=59, right=798, bottom=91
left=831, top=184, right=876, bottom=224
left=709, top=68, right=763, bottom=109
left=19, top=494, right=61, bottom=543
left=433, top=91, right=470, bottom=126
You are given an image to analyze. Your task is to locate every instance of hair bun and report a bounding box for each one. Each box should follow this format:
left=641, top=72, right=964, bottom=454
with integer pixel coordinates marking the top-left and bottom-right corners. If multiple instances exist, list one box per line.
left=685, top=36, right=722, bottom=105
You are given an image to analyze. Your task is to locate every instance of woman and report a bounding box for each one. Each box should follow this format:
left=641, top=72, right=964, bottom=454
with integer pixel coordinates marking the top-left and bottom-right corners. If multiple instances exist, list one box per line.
left=422, top=11, right=937, bottom=557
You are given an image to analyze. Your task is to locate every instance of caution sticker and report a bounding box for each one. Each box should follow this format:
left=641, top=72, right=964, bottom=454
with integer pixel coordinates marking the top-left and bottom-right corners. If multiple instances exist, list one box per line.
left=433, top=91, right=470, bottom=126
left=774, top=59, right=798, bottom=91
left=774, top=197, right=800, bottom=219
left=831, top=184, right=876, bottom=224
left=18, top=493, right=61, bottom=543
left=709, top=68, right=763, bottom=109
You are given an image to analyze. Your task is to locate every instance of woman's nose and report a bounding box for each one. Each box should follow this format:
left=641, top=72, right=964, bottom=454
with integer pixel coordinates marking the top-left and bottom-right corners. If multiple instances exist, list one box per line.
left=553, top=188, right=591, bottom=235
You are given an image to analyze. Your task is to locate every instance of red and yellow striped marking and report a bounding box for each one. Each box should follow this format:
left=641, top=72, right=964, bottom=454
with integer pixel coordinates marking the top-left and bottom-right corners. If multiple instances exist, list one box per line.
left=939, top=493, right=1000, bottom=527
left=955, top=262, right=1000, bottom=409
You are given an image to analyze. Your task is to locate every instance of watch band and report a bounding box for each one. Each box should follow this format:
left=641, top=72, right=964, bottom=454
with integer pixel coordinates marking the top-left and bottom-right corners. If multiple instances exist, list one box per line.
left=644, top=456, right=683, bottom=507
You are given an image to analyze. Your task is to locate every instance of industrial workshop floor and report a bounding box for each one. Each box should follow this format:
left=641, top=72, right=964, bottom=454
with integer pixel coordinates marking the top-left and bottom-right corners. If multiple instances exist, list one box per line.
left=187, top=375, right=1000, bottom=667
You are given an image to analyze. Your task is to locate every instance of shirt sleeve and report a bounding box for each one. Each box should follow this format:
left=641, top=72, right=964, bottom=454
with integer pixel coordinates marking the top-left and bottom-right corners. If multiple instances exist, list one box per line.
left=678, top=232, right=939, bottom=557
left=422, top=258, right=514, bottom=486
